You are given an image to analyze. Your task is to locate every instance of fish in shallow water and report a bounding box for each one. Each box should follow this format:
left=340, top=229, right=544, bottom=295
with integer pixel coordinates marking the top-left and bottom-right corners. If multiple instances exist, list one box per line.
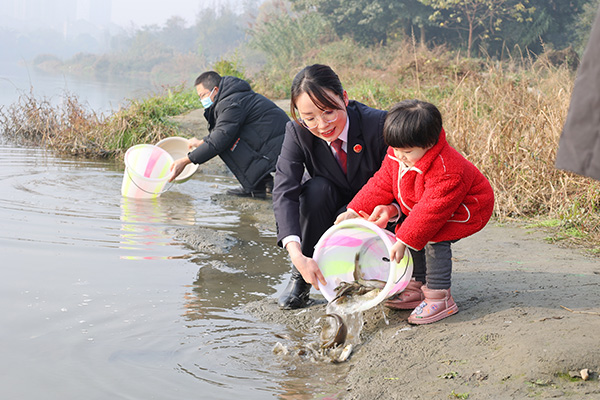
left=319, top=313, right=347, bottom=349
left=272, top=314, right=353, bottom=363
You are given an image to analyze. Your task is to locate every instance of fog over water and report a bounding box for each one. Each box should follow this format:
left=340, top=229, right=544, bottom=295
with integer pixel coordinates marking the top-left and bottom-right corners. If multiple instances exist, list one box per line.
left=0, top=61, right=158, bottom=113
left=0, top=1, right=258, bottom=110
left=0, top=3, right=335, bottom=399
left=111, top=0, right=206, bottom=27
left=1, top=0, right=229, bottom=30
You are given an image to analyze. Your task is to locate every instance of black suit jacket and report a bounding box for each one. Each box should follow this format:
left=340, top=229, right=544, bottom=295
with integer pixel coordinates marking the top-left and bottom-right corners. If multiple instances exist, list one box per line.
left=273, top=100, right=388, bottom=246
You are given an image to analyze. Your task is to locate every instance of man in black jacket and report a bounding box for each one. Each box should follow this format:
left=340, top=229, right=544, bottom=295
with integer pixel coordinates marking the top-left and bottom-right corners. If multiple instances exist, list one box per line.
left=170, top=71, right=289, bottom=198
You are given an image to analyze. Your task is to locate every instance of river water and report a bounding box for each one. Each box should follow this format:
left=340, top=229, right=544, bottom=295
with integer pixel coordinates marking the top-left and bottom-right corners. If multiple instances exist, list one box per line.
left=0, top=64, right=345, bottom=399
left=0, top=61, right=156, bottom=113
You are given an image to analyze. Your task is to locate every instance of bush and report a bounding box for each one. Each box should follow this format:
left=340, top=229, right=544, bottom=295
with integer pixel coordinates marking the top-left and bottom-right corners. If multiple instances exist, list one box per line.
left=0, top=86, right=200, bottom=157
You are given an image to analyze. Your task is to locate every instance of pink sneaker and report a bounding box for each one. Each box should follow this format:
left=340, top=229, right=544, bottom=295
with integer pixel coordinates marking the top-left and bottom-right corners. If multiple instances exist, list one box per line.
left=408, top=285, right=458, bottom=325
left=385, top=279, right=424, bottom=310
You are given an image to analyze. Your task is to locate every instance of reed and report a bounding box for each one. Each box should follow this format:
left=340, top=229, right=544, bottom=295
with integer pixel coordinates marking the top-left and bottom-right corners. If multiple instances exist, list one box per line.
left=0, top=86, right=200, bottom=157
left=1, top=40, right=598, bottom=249
left=254, top=39, right=599, bottom=249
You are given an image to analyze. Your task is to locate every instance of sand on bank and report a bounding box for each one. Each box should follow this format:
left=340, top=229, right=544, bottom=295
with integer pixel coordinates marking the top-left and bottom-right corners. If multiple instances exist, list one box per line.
left=170, top=107, right=600, bottom=399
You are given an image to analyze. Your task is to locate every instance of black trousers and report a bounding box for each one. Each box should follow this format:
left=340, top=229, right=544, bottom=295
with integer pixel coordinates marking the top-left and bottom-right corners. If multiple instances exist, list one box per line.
left=298, top=176, right=350, bottom=257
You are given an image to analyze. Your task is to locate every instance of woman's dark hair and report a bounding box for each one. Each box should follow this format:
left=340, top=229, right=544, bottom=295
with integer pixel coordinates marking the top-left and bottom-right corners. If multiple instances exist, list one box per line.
left=195, top=71, right=221, bottom=90
left=383, top=100, right=443, bottom=149
left=290, top=64, right=345, bottom=122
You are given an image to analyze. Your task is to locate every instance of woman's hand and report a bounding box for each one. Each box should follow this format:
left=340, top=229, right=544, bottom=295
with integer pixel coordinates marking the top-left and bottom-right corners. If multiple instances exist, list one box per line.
left=169, top=156, right=192, bottom=182
left=188, top=138, right=203, bottom=149
left=390, top=240, right=407, bottom=263
left=286, top=242, right=327, bottom=290
left=334, top=209, right=359, bottom=224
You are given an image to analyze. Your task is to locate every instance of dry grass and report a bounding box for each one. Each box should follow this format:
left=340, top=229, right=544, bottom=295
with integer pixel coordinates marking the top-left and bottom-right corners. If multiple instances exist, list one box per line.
left=0, top=87, right=199, bottom=157
left=2, top=41, right=599, bottom=249
left=259, top=40, right=600, bottom=249
left=0, top=92, right=104, bottom=155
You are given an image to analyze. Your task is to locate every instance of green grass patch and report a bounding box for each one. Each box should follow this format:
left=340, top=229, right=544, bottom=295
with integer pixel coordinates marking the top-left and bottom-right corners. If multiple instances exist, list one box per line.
left=449, top=391, right=469, bottom=399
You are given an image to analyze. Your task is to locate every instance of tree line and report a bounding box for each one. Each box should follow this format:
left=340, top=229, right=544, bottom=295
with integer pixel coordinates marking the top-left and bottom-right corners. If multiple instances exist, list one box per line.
left=285, top=0, right=599, bottom=57
left=6, top=0, right=598, bottom=84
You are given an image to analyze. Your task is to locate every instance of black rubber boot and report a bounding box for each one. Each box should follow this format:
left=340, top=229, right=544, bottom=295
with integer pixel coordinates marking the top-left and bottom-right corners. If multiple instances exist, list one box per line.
left=226, top=186, right=266, bottom=199
left=226, top=175, right=272, bottom=199
left=278, top=266, right=311, bottom=309
left=263, top=174, right=274, bottom=194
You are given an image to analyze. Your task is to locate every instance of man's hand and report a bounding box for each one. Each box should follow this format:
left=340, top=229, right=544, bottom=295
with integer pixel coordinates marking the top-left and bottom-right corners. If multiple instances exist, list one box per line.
left=169, top=156, right=192, bottom=182
left=188, top=138, right=203, bottom=149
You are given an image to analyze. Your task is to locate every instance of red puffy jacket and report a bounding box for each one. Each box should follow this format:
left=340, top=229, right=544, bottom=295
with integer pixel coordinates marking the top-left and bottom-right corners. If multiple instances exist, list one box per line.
left=348, top=129, right=495, bottom=250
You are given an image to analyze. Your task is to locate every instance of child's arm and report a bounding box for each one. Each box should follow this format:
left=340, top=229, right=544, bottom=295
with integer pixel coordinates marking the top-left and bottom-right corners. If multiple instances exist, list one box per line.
left=398, top=173, right=467, bottom=250
left=348, top=152, right=396, bottom=216
left=335, top=203, right=399, bottom=228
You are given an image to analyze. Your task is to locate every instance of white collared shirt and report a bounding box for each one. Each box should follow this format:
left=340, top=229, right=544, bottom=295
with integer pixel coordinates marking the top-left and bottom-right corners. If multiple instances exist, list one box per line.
left=327, top=115, right=350, bottom=155
left=282, top=115, right=351, bottom=249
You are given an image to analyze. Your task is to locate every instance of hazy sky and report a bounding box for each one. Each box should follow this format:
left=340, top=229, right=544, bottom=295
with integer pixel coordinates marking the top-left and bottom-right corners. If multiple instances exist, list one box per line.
left=0, top=0, right=247, bottom=30
left=111, top=0, right=237, bottom=27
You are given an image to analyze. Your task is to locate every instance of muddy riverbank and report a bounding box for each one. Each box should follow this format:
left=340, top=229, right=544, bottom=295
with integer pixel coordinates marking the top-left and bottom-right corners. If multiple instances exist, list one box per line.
left=171, top=108, right=600, bottom=399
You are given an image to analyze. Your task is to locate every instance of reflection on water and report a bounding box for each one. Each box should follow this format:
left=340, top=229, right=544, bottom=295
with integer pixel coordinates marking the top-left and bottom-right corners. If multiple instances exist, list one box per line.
left=0, top=61, right=363, bottom=397
left=119, top=196, right=197, bottom=260
left=0, top=143, right=335, bottom=399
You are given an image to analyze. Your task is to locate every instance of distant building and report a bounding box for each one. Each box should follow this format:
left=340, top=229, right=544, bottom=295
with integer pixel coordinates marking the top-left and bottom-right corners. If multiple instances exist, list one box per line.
left=2, top=0, right=76, bottom=31
left=0, top=0, right=114, bottom=58
left=0, top=0, right=112, bottom=32
left=79, top=0, right=112, bottom=28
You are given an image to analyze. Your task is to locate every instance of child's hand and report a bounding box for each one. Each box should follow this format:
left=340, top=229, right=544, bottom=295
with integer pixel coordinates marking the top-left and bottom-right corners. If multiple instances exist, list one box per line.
left=335, top=209, right=360, bottom=224
left=390, top=240, right=407, bottom=263
left=362, top=205, right=397, bottom=228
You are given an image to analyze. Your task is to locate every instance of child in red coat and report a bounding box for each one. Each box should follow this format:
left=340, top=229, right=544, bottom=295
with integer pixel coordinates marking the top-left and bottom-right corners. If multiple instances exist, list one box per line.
left=336, top=100, right=494, bottom=324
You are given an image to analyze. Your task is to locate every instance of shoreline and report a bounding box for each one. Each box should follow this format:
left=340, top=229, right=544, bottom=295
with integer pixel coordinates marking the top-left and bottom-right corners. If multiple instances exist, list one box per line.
left=175, top=163, right=600, bottom=398
left=170, top=106, right=600, bottom=399
left=244, top=220, right=600, bottom=399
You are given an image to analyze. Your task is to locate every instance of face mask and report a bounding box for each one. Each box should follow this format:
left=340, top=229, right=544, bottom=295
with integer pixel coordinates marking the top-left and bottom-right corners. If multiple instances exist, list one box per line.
left=201, top=88, right=216, bottom=109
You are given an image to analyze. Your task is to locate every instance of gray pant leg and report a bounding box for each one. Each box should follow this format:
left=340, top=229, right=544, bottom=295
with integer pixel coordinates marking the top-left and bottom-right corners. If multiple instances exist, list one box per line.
left=424, top=240, right=455, bottom=290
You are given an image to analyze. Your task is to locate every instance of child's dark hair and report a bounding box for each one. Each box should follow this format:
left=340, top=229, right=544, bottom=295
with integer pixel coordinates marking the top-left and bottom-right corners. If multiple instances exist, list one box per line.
left=195, top=71, right=221, bottom=90
left=290, top=64, right=345, bottom=122
left=384, top=100, right=443, bottom=149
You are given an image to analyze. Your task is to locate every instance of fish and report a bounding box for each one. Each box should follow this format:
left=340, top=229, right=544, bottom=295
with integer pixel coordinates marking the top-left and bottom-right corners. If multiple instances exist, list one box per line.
left=319, top=313, right=348, bottom=349
left=334, top=343, right=353, bottom=363
left=272, top=313, right=353, bottom=363
left=331, top=252, right=386, bottom=303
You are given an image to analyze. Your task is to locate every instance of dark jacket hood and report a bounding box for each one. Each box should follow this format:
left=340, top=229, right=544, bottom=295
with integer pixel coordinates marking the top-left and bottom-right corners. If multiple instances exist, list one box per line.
left=189, top=75, right=289, bottom=191
left=215, top=76, right=251, bottom=103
